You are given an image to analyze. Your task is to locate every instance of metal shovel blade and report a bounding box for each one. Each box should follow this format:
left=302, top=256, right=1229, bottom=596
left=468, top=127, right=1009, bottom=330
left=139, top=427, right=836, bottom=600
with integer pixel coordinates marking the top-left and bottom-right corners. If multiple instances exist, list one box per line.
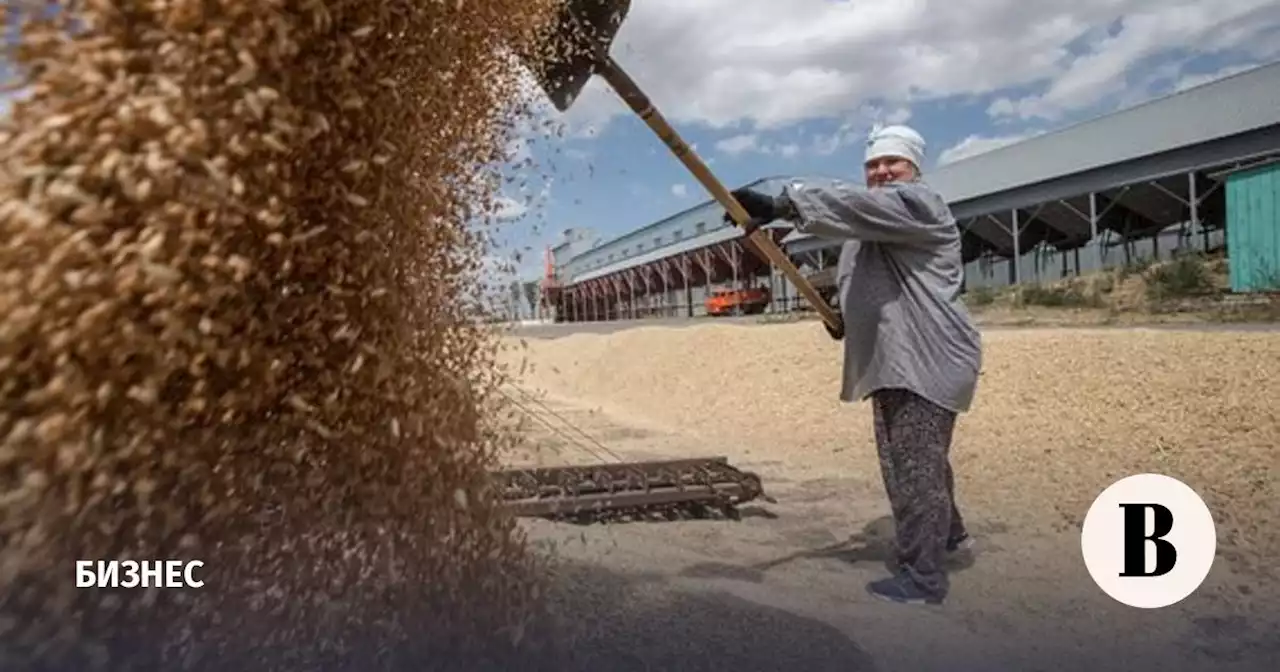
left=524, top=0, right=631, bottom=111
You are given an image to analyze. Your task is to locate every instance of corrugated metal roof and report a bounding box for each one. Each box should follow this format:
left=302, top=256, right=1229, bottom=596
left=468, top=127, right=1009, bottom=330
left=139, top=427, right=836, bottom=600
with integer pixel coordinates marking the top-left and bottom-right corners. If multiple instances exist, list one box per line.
left=564, top=219, right=735, bottom=277
left=558, top=61, right=1280, bottom=284
left=572, top=225, right=743, bottom=283
left=563, top=175, right=825, bottom=281
left=778, top=63, right=1280, bottom=251
left=576, top=176, right=784, bottom=258
left=928, top=60, right=1280, bottom=204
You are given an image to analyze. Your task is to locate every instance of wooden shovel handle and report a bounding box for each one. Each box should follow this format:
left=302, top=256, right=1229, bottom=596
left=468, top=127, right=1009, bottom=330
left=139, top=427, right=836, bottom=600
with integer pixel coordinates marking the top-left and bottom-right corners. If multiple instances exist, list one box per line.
left=594, top=56, right=844, bottom=339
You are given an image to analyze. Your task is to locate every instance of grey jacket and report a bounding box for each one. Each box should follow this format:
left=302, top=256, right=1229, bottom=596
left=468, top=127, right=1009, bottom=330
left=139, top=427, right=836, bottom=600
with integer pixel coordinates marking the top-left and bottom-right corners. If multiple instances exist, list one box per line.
left=780, top=177, right=982, bottom=413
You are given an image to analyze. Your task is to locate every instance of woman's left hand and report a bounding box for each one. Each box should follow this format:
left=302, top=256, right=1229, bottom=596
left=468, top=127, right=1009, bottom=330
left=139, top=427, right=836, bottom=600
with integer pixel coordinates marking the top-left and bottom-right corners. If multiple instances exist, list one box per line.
left=727, top=188, right=779, bottom=222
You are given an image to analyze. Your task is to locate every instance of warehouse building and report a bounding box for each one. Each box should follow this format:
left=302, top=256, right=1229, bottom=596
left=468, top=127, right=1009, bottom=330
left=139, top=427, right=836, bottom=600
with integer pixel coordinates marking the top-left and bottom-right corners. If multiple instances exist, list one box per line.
left=540, top=60, right=1280, bottom=322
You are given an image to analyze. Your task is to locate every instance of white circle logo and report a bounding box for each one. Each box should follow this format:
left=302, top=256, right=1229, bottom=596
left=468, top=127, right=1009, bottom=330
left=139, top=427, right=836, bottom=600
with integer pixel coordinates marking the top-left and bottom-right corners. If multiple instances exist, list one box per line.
left=1080, top=473, right=1216, bottom=609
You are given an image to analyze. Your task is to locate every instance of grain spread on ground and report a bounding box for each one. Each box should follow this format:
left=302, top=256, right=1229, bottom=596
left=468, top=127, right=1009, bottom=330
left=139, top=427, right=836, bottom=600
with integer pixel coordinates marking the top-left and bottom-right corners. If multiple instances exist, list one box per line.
left=504, top=323, right=1280, bottom=581
left=1, top=1, right=572, bottom=669
left=495, top=321, right=1280, bottom=670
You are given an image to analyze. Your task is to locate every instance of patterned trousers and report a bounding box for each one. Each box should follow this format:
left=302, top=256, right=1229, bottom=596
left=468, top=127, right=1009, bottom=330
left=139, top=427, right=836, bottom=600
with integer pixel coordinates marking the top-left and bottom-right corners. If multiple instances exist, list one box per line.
left=871, top=387, right=966, bottom=599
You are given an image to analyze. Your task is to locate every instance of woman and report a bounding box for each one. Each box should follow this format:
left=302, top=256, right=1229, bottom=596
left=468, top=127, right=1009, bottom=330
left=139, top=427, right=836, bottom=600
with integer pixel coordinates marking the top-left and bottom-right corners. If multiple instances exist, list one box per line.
left=726, top=124, right=982, bottom=605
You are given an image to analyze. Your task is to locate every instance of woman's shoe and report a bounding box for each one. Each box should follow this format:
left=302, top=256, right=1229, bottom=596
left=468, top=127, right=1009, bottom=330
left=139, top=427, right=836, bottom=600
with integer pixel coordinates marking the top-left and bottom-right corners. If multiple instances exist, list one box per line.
left=865, top=572, right=944, bottom=605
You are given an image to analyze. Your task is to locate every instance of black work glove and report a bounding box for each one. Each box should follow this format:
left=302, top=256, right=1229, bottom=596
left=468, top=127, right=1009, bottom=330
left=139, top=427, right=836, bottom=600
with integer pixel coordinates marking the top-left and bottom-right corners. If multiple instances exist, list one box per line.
left=723, top=187, right=782, bottom=235
left=729, top=188, right=778, bottom=220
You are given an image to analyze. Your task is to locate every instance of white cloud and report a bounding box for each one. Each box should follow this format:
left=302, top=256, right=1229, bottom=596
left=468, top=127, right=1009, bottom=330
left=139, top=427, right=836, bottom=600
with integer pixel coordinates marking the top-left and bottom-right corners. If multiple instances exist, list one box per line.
left=937, top=131, right=1041, bottom=166
left=714, top=120, right=896, bottom=158
left=493, top=195, right=529, bottom=221
left=480, top=253, right=516, bottom=277
left=670, top=183, right=688, bottom=198
left=482, top=249, right=543, bottom=283
left=525, top=0, right=1279, bottom=138
left=512, top=62, right=622, bottom=140
left=1173, top=63, right=1259, bottom=93
left=714, top=132, right=807, bottom=158
left=715, top=133, right=759, bottom=155
left=884, top=107, right=913, bottom=125
left=987, top=0, right=1280, bottom=121
left=810, top=103, right=912, bottom=156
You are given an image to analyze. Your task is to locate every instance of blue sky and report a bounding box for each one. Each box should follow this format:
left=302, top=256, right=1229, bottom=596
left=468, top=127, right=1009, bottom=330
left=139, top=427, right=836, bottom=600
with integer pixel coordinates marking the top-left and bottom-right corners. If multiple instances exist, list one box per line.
left=486, top=0, right=1280, bottom=283
left=4, top=1, right=1278, bottom=296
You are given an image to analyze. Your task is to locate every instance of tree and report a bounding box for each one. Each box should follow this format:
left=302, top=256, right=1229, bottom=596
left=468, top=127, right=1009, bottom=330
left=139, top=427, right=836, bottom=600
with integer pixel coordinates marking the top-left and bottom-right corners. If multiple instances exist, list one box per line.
left=508, top=281, right=523, bottom=320
left=522, top=280, right=539, bottom=319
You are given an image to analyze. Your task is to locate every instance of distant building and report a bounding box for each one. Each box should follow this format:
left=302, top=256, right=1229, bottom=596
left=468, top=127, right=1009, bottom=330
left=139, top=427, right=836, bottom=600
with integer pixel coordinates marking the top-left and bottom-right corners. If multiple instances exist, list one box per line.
left=536, top=60, right=1280, bottom=323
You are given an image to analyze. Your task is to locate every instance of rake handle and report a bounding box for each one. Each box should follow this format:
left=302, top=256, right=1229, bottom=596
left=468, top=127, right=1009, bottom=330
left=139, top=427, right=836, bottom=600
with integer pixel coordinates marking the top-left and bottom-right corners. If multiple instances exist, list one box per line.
left=595, top=56, right=844, bottom=340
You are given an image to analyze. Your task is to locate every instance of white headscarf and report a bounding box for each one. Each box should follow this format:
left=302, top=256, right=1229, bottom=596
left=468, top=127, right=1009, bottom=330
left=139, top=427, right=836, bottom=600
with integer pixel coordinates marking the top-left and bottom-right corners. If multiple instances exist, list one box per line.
left=865, top=124, right=926, bottom=173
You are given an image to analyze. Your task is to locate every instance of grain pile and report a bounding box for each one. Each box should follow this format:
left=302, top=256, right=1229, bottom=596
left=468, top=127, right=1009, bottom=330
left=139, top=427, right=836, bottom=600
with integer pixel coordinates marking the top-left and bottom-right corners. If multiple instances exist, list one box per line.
left=508, top=323, right=1280, bottom=580
left=1, top=1, right=572, bottom=669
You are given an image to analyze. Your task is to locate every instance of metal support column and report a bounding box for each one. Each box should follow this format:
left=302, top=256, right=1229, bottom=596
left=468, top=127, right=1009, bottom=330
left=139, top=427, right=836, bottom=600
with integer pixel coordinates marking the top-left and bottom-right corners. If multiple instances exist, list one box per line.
left=1089, top=192, right=1101, bottom=272
left=1010, top=209, right=1021, bottom=285
left=729, top=242, right=740, bottom=290
left=682, top=257, right=692, bottom=317
left=768, top=267, right=778, bottom=313
left=613, top=275, right=623, bottom=321
left=780, top=267, right=790, bottom=312
left=699, top=249, right=714, bottom=316
left=658, top=260, right=670, bottom=317
left=642, top=266, right=653, bottom=318
left=627, top=269, right=636, bottom=320
left=1188, top=172, right=1201, bottom=250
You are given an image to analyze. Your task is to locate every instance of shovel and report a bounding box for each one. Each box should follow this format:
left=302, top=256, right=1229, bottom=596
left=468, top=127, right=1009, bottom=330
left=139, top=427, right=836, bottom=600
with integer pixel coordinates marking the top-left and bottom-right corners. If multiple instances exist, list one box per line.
left=521, top=0, right=844, bottom=340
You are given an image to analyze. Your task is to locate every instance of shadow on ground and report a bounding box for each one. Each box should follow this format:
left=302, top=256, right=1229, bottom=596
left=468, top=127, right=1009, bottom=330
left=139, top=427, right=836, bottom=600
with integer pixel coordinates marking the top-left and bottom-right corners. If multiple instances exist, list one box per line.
left=539, top=559, right=876, bottom=672
left=678, top=516, right=991, bottom=583
left=71, top=554, right=873, bottom=672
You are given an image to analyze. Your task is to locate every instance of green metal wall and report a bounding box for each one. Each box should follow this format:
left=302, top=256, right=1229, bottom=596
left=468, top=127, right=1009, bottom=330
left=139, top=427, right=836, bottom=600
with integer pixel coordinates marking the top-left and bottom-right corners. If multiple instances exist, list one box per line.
left=1226, top=162, right=1280, bottom=292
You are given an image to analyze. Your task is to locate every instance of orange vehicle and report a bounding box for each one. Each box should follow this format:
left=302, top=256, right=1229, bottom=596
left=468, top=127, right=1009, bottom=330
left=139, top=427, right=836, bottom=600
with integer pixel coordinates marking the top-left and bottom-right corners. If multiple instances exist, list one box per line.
left=705, top=286, right=771, bottom=316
